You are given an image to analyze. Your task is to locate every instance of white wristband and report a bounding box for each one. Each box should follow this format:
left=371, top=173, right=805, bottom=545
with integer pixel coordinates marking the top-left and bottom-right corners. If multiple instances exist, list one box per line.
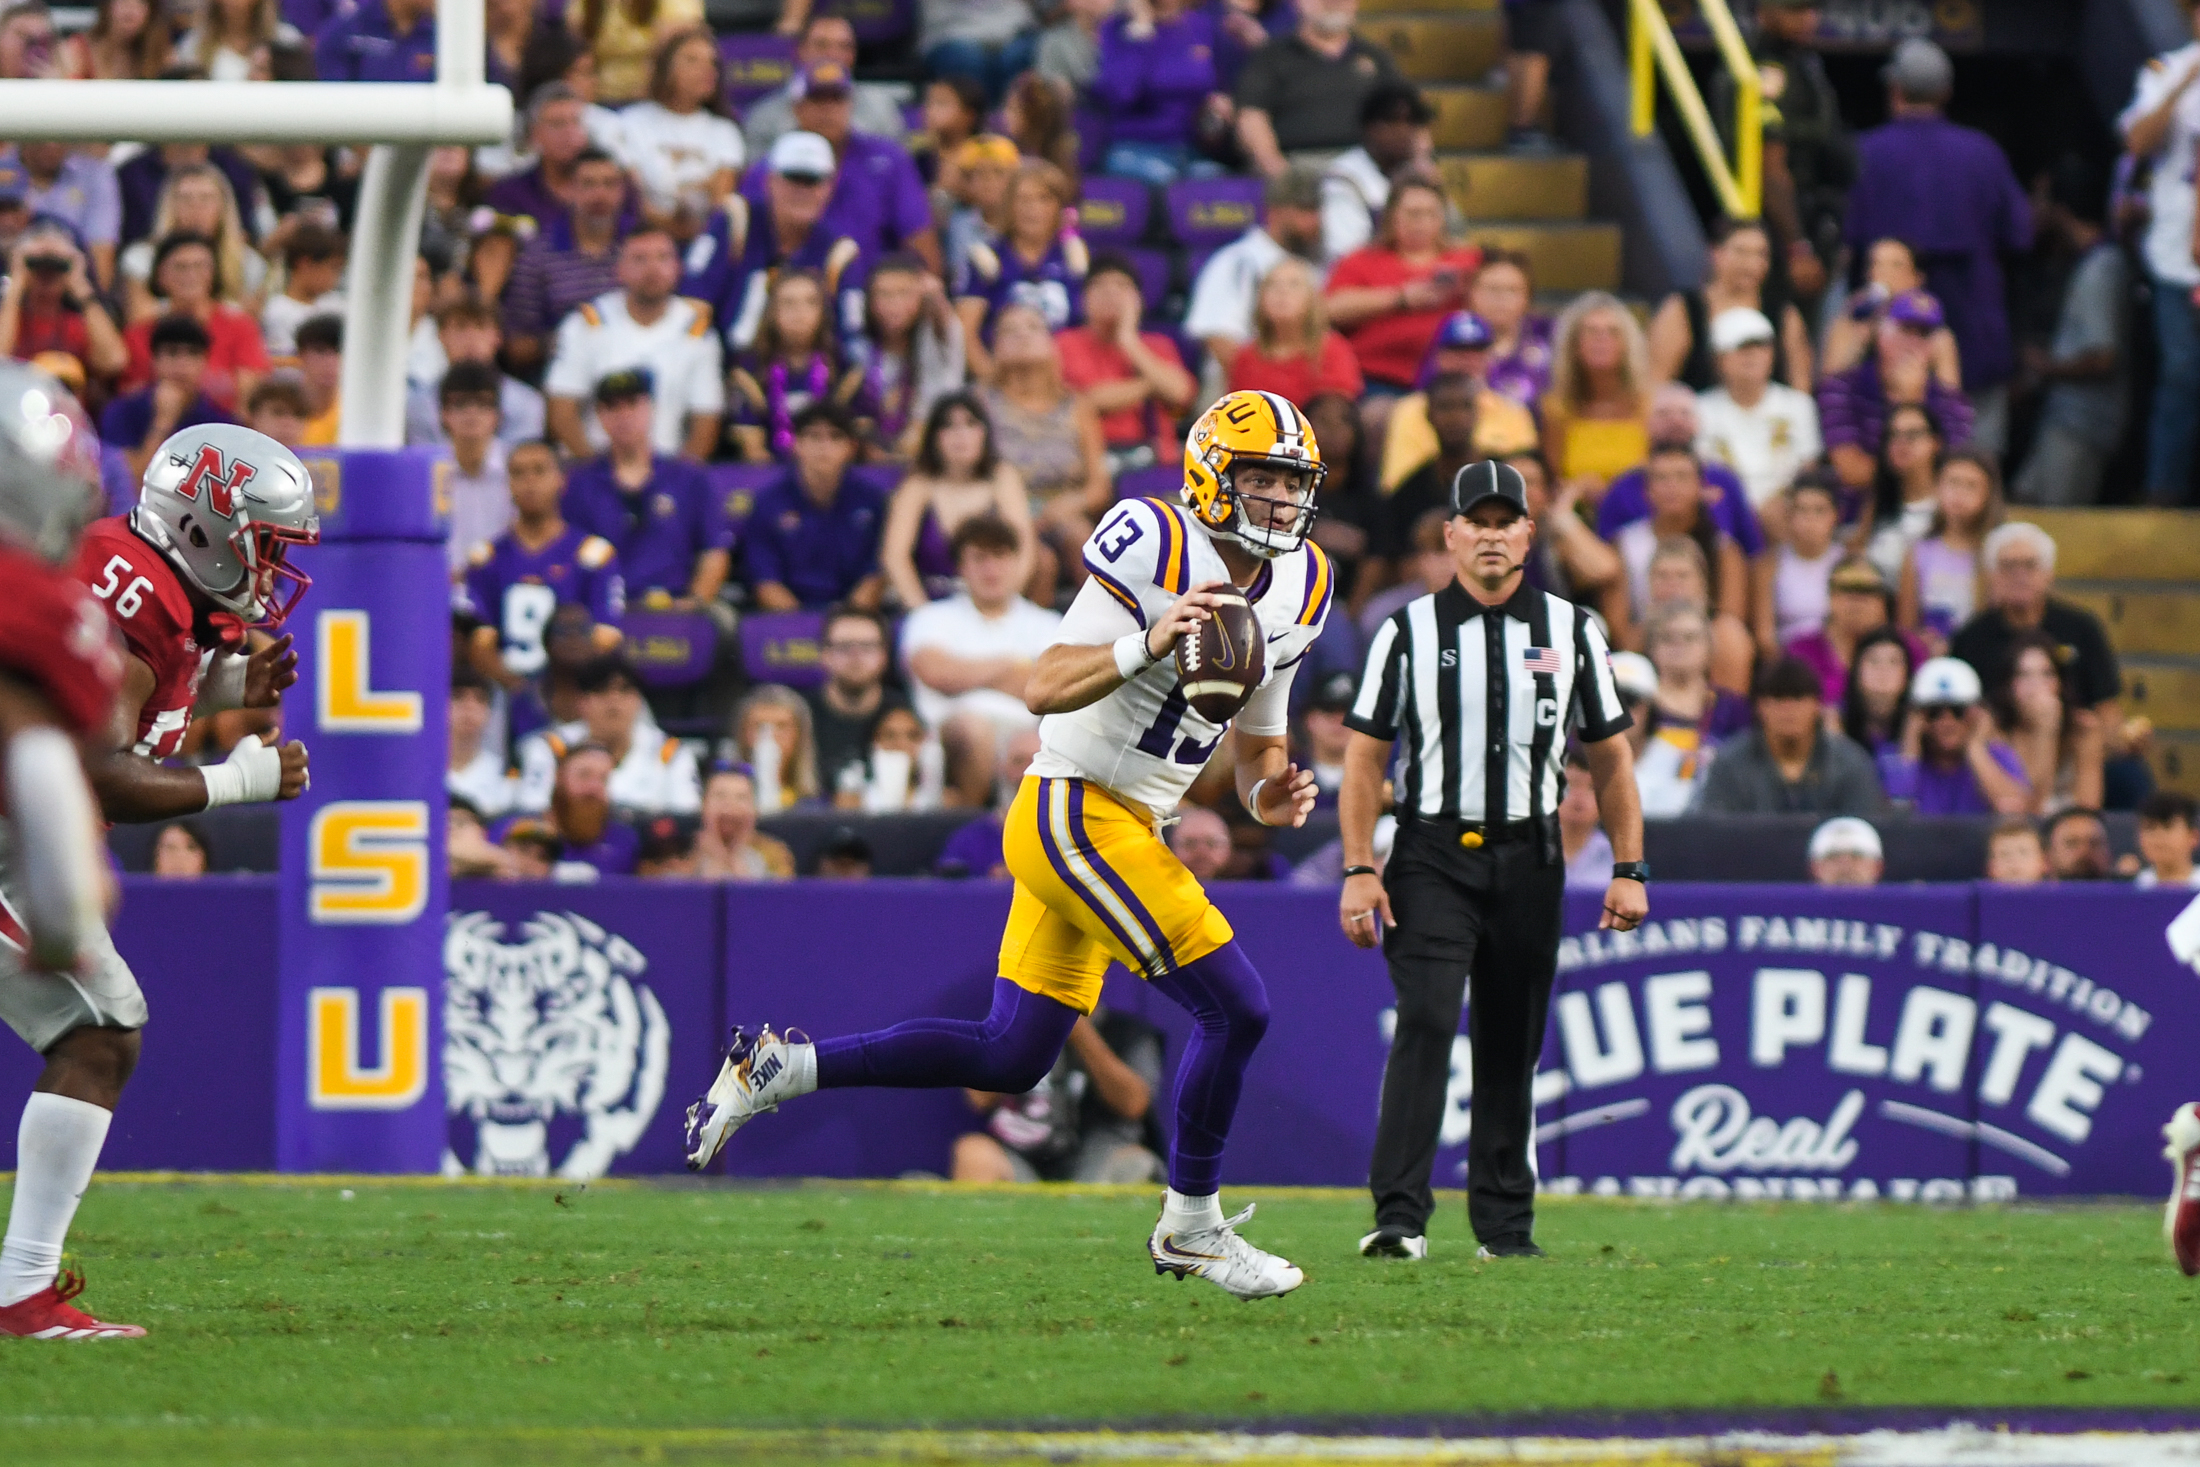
left=201, top=734, right=284, bottom=808
left=1114, top=630, right=1156, bottom=680
left=1246, top=777, right=1270, bottom=826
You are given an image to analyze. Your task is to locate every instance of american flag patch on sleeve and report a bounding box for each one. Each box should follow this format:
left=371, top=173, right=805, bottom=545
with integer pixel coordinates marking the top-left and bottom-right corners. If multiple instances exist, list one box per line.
left=1522, top=646, right=1563, bottom=674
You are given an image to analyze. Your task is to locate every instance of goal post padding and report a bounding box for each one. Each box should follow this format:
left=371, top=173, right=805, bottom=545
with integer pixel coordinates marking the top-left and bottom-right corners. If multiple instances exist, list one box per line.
left=276, top=449, right=450, bottom=1171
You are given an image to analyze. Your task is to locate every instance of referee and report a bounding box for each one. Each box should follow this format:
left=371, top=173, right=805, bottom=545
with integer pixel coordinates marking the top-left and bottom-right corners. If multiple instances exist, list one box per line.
left=1336, top=460, right=1647, bottom=1262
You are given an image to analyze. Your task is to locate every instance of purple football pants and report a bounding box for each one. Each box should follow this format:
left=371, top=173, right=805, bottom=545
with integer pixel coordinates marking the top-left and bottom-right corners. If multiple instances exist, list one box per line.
left=814, top=942, right=1271, bottom=1195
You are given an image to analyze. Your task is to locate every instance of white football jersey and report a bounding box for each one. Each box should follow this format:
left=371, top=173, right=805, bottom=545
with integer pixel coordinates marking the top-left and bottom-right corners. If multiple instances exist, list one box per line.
left=1029, top=496, right=1336, bottom=812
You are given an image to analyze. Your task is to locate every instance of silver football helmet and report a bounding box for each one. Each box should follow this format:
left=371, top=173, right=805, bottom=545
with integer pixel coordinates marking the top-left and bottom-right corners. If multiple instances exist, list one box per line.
left=0, top=359, right=102, bottom=563
left=131, top=423, right=320, bottom=627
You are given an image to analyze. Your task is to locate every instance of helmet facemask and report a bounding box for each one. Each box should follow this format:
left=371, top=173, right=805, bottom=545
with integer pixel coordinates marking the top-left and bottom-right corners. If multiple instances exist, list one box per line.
left=1222, top=454, right=1324, bottom=559
left=237, top=520, right=319, bottom=628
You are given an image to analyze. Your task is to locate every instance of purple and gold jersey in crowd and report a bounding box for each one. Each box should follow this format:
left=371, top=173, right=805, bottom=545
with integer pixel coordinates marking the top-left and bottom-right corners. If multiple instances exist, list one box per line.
left=459, top=525, right=626, bottom=677
left=739, top=132, right=931, bottom=263
left=561, top=455, right=733, bottom=601
left=954, top=234, right=1088, bottom=338
left=680, top=197, right=867, bottom=352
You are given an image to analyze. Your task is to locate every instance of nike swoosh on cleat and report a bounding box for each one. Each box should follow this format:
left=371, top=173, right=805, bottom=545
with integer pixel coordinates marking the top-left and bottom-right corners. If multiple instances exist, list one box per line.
left=1155, top=1235, right=1226, bottom=1264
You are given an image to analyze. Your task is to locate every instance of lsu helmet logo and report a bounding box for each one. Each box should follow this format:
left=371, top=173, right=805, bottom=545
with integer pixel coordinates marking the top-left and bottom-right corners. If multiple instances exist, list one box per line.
left=177, top=444, right=256, bottom=517
left=442, top=911, right=671, bottom=1178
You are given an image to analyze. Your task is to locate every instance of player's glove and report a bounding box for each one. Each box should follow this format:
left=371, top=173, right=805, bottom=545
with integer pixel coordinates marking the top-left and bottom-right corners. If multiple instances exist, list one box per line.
left=201, top=733, right=285, bottom=808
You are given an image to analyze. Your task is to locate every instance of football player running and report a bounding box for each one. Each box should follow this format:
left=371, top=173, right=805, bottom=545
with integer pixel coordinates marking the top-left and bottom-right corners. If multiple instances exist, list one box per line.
left=687, top=391, right=1337, bottom=1300
left=0, top=422, right=316, bottom=1340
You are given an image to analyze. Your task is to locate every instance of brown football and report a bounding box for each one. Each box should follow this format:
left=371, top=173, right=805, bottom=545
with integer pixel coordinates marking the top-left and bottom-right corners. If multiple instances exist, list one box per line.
left=1174, top=590, right=1266, bottom=724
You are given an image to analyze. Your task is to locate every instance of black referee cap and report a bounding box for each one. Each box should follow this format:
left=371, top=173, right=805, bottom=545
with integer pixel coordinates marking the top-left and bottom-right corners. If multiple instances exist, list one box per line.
left=1450, top=460, right=1529, bottom=518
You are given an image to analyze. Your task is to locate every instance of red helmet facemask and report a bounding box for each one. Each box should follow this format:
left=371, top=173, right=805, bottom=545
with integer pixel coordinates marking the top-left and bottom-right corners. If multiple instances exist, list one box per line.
left=239, top=520, right=320, bottom=629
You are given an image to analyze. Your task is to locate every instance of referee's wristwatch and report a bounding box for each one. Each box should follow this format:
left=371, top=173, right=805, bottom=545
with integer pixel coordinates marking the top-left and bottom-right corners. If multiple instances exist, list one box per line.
left=1612, top=861, right=1649, bottom=884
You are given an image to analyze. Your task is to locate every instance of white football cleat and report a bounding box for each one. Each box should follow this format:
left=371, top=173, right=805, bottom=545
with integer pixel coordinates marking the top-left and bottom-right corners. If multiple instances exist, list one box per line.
left=2163, top=1102, right=2200, bottom=1276
left=684, top=1025, right=807, bottom=1171
left=1150, top=1202, right=1304, bottom=1300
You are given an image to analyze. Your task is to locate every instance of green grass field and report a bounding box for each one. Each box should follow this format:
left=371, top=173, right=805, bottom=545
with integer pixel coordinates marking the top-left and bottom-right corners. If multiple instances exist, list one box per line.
left=3, top=1178, right=2196, bottom=1464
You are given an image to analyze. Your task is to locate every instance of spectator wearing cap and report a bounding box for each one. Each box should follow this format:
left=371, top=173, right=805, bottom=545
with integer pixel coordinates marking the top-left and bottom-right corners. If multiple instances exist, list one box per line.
left=814, top=824, right=874, bottom=879
left=1378, top=312, right=1540, bottom=492
left=1876, top=655, right=2029, bottom=816
left=499, top=146, right=630, bottom=376
left=1950, top=522, right=2122, bottom=740
left=1843, top=39, right=2031, bottom=450
left=1324, top=177, right=1478, bottom=402
left=1056, top=252, right=1195, bottom=474
left=434, top=363, right=513, bottom=576
left=564, top=0, right=700, bottom=107
left=2119, top=0, right=2200, bottom=504
left=99, top=315, right=233, bottom=477
left=516, top=653, right=700, bottom=818
left=899, top=514, right=1063, bottom=807
left=1091, top=0, right=1230, bottom=188
left=1785, top=554, right=1927, bottom=708
left=1323, top=82, right=1436, bottom=260
left=1807, top=817, right=1883, bottom=887
left=743, top=14, right=907, bottom=160
left=1594, top=384, right=1765, bottom=556
left=634, top=814, right=700, bottom=877
left=1693, top=655, right=1884, bottom=816
left=0, top=143, right=118, bottom=288
left=941, top=134, right=1019, bottom=288
left=614, top=27, right=746, bottom=234
left=741, top=62, right=939, bottom=277
left=684, top=131, right=866, bottom=357
left=693, top=763, right=796, bottom=880
left=315, top=0, right=436, bottom=83
left=954, top=160, right=1086, bottom=377
left=260, top=223, right=346, bottom=360
left=292, top=312, right=343, bottom=445
left=560, top=369, right=731, bottom=611
left=0, top=216, right=126, bottom=387
left=1300, top=670, right=1359, bottom=806
left=920, top=0, right=1039, bottom=107
left=531, top=742, right=641, bottom=878
left=1816, top=290, right=1975, bottom=491
left=1693, top=306, right=1821, bottom=512
left=1227, top=256, right=1363, bottom=408
left=743, top=400, right=887, bottom=611
left=406, top=302, right=547, bottom=450
left=1234, top=0, right=1406, bottom=178
left=1647, top=219, right=1810, bottom=395
left=544, top=225, right=723, bottom=461
left=1183, top=165, right=1329, bottom=380
left=2010, top=159, right=2129, bottom=508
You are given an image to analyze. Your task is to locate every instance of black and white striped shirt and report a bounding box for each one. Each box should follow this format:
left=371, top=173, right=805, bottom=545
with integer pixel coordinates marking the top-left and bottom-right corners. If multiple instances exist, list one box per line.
left=1345, top=581, right=1630, bottom=825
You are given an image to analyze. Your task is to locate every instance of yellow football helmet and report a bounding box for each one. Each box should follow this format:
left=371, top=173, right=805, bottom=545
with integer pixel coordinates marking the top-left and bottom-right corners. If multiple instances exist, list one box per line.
left=1181, top=389, right=1325, bottom=559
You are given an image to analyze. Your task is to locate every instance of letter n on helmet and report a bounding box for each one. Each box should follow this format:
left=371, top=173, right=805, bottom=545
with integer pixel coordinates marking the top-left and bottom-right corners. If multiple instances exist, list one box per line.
left=1181, top=390, right=1325, bottom=559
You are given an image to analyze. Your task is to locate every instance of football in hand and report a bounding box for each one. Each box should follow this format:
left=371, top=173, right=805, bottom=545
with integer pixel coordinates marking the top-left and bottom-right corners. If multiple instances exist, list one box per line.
left=1174, top=590, right=1266, bottom=724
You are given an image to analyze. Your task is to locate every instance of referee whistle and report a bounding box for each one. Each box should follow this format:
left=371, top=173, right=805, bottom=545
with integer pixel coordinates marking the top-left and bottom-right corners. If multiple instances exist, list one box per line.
left=1458, top=831, right=1483, bottom=849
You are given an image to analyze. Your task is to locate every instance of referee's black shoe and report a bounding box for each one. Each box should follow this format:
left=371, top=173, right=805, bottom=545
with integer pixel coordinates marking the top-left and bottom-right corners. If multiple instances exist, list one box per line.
left=1475, top=1235, right=1546, bottom=1260
left=1358, top=1227, right=1428, bottom=1260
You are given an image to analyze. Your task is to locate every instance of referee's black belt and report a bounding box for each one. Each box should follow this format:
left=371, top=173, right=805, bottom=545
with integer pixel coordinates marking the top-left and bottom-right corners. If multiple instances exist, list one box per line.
left=1396, top=816, right=1542, bottom=849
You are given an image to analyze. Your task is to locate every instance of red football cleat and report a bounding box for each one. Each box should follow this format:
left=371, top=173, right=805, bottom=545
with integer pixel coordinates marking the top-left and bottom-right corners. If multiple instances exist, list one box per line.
left=0, top=1268, right=145, bottom=1339
left=2164, top=1103, right=2200, bottom=1277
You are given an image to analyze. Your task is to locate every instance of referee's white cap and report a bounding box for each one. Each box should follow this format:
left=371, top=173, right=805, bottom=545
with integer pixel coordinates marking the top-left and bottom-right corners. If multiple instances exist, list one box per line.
left=1808, top=816, right=1883, bottom=862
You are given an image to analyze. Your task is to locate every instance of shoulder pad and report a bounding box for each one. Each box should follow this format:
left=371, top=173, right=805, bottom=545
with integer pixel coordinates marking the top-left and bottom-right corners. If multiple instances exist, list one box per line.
left=576, top=535, right=616, bottom=569
left=965, top=241, right=1000, bottom=283
left=1080, top=496, right=1188, bottom=609
left=682, top=297, right=714, bottom=333
left=467, top=540, right=496, bottom=567
left=1062, top=234, right=1089, bottom=278
left=1291, top=541, right=1334, bottom=630
left=823, top=237, right=860, bottom=293
left=577, top=301, right=603, bottom=327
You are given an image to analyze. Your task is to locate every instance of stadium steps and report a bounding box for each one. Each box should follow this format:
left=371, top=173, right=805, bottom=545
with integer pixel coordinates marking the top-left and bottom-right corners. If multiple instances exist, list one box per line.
left=1364, top=0, right=1624, bottom=292
left=2014, top=507, right=2200, bottom=795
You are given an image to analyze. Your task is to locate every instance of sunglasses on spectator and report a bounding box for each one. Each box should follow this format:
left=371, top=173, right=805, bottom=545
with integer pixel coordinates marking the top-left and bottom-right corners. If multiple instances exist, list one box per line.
left=1921, top=704, right=1969, bottom=720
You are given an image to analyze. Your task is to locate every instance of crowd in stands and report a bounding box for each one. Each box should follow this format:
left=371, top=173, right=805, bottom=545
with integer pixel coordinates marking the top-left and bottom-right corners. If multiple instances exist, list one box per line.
left=34, top=0, right=2188, bottom=891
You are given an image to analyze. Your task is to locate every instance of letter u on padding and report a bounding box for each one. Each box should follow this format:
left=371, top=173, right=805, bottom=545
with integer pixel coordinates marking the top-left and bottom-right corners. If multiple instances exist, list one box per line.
left=309, top=986, right=430, bottom=1110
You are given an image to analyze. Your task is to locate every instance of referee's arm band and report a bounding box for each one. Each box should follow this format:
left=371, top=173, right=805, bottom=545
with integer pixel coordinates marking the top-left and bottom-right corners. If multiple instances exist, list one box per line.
left=1612, top=861, right=1649, bottom=883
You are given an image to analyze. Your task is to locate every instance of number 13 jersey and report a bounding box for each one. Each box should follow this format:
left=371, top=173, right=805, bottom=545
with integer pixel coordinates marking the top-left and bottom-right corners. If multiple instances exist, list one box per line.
left=1029, top=496, right=1335, bottom=813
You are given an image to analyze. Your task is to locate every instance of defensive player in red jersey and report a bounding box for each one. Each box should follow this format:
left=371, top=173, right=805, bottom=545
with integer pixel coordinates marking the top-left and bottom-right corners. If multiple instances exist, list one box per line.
left=0, top=421, right=317, bottom=1340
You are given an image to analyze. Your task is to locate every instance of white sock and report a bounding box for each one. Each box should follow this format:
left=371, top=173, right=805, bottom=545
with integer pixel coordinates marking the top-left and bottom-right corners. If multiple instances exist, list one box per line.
left=788, top=1042, right=817, bottom=1097
left=1, top=1093, right=112, bottom=1306
left=1161, top=1188, right=1222, bottom=1233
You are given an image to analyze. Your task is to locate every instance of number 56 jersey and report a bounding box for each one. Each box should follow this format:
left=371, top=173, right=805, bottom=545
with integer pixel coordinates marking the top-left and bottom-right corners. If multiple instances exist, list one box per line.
left=1029, top=496, right=1335, bottom=813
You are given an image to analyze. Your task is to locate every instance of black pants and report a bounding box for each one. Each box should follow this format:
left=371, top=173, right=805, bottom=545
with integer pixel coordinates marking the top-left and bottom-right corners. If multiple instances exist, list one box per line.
left=1368, top=820, right=1565, bottom=1243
